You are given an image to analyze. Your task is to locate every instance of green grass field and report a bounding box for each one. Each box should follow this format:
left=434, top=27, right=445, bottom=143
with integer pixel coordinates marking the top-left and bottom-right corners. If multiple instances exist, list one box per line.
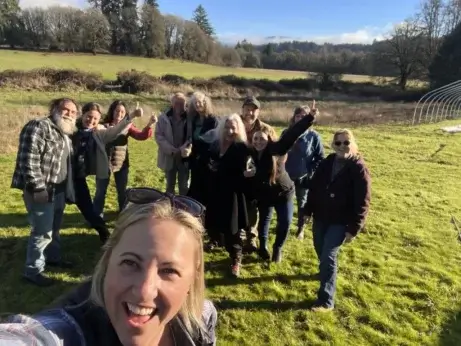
left=1, top=120, right=460, bottom=345
left=0, top=49, right=377, bottom=82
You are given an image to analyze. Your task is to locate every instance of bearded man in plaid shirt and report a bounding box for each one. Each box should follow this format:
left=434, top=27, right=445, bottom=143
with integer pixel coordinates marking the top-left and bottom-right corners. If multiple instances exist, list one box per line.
left=11, top=98, right=79, bottom=287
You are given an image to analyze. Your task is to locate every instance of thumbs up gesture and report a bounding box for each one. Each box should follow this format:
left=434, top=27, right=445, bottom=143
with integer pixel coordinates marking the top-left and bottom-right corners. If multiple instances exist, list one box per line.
left=147, top=112, right=158, bottom=127
left=131, top=102, right=143, bottom=118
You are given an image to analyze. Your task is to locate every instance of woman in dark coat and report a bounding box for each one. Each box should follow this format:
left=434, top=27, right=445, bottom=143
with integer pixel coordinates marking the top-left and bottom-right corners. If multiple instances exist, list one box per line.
left=203, top=113, right=251, bottom=278
left=244, top=106, right=317, bottom=263
left=185, top=92, right=219, bottom=206
left=303, top=128, right=371, bottom=312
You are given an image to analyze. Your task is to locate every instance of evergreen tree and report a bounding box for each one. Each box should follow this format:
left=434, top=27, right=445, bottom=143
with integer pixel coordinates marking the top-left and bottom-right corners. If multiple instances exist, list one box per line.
left=144, top=0, right=159, bottom=7
left=192, top=4, right=214, bottom=37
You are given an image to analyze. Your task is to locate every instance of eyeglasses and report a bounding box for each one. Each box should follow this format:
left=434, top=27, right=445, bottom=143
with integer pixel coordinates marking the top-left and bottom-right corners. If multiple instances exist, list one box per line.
left=334, top=140, right=350, bottom=146
left=125, top=188, right=205, bottom=218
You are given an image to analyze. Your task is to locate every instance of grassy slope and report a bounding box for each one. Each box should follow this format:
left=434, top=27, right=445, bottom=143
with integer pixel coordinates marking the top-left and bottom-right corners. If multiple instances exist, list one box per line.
left=1, top=119, right=461, bottom=345
left=0, top=49, right=375, bottom=82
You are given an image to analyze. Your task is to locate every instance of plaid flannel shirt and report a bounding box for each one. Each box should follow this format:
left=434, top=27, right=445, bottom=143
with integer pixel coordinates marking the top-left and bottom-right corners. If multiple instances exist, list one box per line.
left=0, top=300, right=218, bottom=346
left=11, top=117, right=67, bottom=192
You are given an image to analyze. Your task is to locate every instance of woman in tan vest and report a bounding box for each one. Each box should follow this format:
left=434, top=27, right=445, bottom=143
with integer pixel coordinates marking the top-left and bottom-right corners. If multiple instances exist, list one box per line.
left=93, top=100, right=157, bottom=217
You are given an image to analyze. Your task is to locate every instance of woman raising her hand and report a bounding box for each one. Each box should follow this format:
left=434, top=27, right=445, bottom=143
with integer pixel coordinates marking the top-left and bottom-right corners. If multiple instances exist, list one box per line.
left=244, top=101, right=318, bottom=263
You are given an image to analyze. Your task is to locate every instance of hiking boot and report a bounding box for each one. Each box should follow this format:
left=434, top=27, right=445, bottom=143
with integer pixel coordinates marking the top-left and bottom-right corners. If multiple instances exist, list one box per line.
left=296, top=227, right=305, bottom=240
left=258, top=247, right=270, bottom=261
left=205, top=240, right=219, bottom=251
left=46, top=260, right=74, bottom=269
left=23, top=273, right=56, bottom=287
left=231, top=263, right=241, bottom=278
left=272, top=247, right=282, bottom=263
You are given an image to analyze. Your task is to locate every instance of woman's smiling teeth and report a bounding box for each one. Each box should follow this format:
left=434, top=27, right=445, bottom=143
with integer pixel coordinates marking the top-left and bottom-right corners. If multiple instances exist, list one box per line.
left=126, top=302, right=156, bottom=316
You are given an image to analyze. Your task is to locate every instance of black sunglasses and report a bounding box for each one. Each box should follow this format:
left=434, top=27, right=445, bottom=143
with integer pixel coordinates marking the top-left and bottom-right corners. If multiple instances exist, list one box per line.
left=334, top=140, right=350, bottom=146
left=124, top=188, right=205, bottom=218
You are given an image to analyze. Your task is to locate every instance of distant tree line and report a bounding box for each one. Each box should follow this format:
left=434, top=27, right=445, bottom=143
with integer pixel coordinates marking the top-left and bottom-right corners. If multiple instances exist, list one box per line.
left=0, top=0, right=460, bottom=91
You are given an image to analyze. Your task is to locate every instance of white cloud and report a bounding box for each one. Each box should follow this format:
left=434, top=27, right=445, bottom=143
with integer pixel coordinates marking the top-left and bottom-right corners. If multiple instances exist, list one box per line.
left=19, top=0, right=84, bottom=8
left=217, top=24, right=396, bottom=46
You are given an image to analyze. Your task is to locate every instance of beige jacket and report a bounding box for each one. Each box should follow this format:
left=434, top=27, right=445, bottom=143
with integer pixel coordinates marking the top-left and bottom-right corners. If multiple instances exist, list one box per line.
left=154, top=112, right=178, bottom=171
left=91, top=117, right=132, bottom=179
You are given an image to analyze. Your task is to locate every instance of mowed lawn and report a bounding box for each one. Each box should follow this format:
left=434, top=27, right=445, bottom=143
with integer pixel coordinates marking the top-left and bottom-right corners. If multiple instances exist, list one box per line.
left=0, top=49, right=376, bottom=83
left=0, top=120, right=461, bottom=345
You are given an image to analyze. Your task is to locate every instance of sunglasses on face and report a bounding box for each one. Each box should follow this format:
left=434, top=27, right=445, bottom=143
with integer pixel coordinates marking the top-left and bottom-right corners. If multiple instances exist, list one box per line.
left=125, top=188, right=205, bottom=218
left=334, top=140, right=350, bottom=146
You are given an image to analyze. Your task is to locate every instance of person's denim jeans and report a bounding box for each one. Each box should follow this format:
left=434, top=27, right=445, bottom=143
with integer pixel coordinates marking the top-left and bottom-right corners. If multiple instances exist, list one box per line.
left=93, top=166, right=129, bottom=216
left=258, top=199, right=294, bottom=250
left=165, top=162, right=189, bottom=196
left=312, top=220, right=347, bottom=308
left=23, top=189, right=66, bottom=277
left=294, top=185, right=308, bottom=228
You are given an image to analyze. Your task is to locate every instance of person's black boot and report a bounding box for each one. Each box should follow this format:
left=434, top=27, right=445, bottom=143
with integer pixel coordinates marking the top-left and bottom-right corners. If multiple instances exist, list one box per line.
left=272, top=247, right=282, bottom=263
left=258, top=238, right=270, bottom=261
left=97, top=227, right=111, bottom=244
left=296, top=226, right=305, bottom=240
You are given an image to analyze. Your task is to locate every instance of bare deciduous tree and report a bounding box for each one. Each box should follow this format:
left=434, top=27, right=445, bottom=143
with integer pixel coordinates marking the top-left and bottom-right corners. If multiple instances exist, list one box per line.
left=373, top=19, right=424, bottom=90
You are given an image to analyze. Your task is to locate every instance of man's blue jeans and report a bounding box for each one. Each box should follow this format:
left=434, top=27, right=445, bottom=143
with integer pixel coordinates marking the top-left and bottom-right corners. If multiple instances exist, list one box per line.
left=23, top=189, right=66, bottom=277
left=294, top=185, right=308, bottom=228
left=312, top=220, right=347, bottom=308
left=165, top=161, right=189, bottom=196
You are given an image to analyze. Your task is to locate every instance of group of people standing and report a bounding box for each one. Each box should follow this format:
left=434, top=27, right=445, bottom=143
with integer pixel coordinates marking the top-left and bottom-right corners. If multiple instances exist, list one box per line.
left=10, top=90, right=371, bottom=313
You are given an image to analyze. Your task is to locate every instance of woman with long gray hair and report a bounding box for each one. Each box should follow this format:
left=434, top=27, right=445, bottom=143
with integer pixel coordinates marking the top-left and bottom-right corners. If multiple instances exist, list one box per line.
left=0, top=189, right=218, bottom=345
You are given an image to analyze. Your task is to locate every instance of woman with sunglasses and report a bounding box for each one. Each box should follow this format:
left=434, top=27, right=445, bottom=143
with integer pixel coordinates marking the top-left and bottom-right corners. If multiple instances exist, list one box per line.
left=303, top=128, right=371, bottom=312
left=0, top=189, right=217, bottom=345
left=244, top=102, right=317, bottom=264
left=71, top=102, right=144, bottom=243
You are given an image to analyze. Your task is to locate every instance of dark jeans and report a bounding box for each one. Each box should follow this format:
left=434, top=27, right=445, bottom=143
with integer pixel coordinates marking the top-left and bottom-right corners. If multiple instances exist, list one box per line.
left=224, top=231, right=243, bottom=264
left=74, top=178, right=108, bottom=236
left=23, top=189, right=66, bottom=277
left=312, top=220, right=347, bottom=308
left=258, top=198, right=294, bottom=250
left=93, top=166, right=128, bottom=216
left=294, top=185, right=308, bottom=228
left=165, top=161, right=189, bottom=196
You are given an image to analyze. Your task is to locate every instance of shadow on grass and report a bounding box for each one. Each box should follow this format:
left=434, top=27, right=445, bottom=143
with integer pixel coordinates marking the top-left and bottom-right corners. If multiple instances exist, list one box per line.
left=438, top=308, right=461, bottom=345
left=206, top=272, right=318, bottom=288
left=0, top=210, right=120, bottom=229
left=0, top=233, right=103, bottom=315
left=215, top=298, right=316, bottom=312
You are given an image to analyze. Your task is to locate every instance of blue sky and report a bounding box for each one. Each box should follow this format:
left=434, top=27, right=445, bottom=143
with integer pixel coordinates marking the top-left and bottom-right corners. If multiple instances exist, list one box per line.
left=22, top=0, right=422, bottom=44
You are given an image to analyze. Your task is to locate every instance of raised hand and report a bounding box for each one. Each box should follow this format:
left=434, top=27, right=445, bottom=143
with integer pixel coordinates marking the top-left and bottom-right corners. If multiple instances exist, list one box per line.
left=131, top=102, right=143, bottom=118
left=309, top=100, right=319, bottom=117
left=148, top=112, right=158, bottom=126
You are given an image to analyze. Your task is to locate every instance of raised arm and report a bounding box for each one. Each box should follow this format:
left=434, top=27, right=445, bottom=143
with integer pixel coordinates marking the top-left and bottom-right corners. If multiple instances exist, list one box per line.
left=18, top=122, right=47, bottom=192
left=96, top=116, right=132, bottom=144
left=129, top=115, right=156, bottom=141
left=268, top=113, right=315, bottom=156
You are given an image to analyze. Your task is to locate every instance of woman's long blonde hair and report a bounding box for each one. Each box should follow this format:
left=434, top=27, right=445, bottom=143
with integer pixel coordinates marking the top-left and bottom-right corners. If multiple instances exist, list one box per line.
left=90, top=201, right=206, bottom=339
left=332, top=128, right=359, bottom=156
left=217, top=113, right=248, bottom=148
left=187, top=91, right=214, bottom=117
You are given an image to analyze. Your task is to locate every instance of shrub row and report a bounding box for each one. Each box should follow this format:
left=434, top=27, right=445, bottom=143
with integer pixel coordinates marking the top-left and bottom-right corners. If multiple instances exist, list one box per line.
left=0, top=68, right=428, bottom=102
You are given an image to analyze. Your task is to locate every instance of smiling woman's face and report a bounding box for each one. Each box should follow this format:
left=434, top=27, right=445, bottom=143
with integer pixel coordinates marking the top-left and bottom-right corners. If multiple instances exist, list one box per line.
left=103, top=218, right=197, bottom=345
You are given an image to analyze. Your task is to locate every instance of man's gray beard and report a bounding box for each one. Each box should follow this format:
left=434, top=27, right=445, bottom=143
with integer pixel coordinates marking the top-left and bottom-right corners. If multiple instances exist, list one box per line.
left=52, top=111, right=76, bottom=135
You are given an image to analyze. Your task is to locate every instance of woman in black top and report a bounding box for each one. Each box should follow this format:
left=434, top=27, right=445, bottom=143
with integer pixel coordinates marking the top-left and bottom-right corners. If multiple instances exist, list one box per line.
left=245, top=106, right=317, bottom=263
left=185, top=92, right=218, bottom=206
left=203, top=114, right=251, bottom=278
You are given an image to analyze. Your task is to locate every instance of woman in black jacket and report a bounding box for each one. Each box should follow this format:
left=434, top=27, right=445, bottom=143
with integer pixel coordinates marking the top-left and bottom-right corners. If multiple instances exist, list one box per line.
left=303, top=128, right=371, bottom=312
left=185, top=92, right=218, bottom=206
left=245, top=106, right=317, bottom=263
left=203, top=114, right=251, bottom=278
